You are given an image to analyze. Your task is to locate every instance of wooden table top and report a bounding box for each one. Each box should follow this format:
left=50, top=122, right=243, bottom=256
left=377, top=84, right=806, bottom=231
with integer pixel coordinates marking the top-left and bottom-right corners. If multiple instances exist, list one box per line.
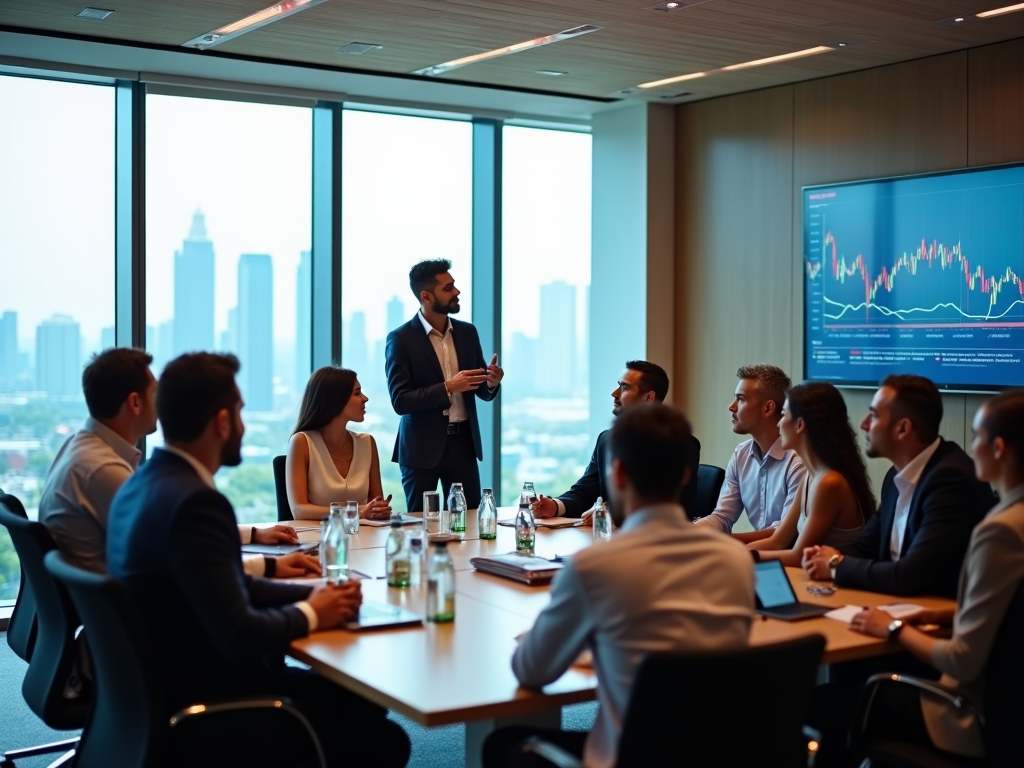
left=286, top=519, right=957, bottom=725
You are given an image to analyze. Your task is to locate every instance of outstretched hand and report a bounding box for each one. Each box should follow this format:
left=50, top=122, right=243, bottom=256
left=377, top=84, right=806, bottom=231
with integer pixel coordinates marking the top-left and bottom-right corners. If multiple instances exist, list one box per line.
left=485, top=354, right=504, bottom=388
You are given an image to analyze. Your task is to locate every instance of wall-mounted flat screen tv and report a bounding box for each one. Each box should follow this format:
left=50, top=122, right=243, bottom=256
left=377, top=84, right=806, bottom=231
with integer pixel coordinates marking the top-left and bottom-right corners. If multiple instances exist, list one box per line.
left=804, top=163, right=1024, bottom=393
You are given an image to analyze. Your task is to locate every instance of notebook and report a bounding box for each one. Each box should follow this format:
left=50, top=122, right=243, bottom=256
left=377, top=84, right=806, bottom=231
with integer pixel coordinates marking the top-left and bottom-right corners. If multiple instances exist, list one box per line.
left=360, top=514, right=424, bottom=527
left=753, top=560, right=831, bottom=621
left=497, top=517, right=583, bottom=529
left=344, top=601, right=423, bottom=631
left=471, top=553, right=563, bottom=585
left=240, top=541, right=318, bottom=556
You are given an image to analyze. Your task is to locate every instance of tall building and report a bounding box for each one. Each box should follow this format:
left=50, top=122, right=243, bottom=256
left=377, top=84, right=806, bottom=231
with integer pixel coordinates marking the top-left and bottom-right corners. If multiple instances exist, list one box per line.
left=238, top=254, right=274, bottom=411
left=0, top=311, right=17, bottom=382
left=296, top=249, right=311, bottom=392
left=386, top=295, right=406, bottom=333
left=220, top=307, right=239, bottom=355
left=173, top=210, right=215, bottom=355
left=345, top=311, right=369, bottom=378
left=151, top=320, right=173, bottom=373
left=101, top=325, right=115, bottom=351
left=36, top=314, right=81, bottom=398
left=538, top=281, right=577, bottom=396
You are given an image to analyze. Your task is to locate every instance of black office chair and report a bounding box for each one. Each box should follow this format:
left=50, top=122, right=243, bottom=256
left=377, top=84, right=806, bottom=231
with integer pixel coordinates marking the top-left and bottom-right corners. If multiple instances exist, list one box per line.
left=692, top=464, right=726, bottom=520
left=852, top=581, right=1024, bottom=768
left=272, top=455, right=293, bottom=521
left=44, top=550, right=326, bottom=768
left=523, top=634, right=826, bottom=768
left=0, top=496, right=87, bottom=767
left=2, top=493, right=37, bottom=663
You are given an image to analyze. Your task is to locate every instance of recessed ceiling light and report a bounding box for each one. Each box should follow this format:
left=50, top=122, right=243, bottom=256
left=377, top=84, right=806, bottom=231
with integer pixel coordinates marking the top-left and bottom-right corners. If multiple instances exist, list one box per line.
left=181, top=0, right=329, bottom=50
left=338, top=42, right=382, bottom=54
left=646, top=0, right=712, bottom=10
left=936, top=2, right=1024, bottom=25
left=638, top=41, right=864, bottom=89
left=74, top=7, right=114, bottom=20
left=535, top=69, right=568, bottom=76
left=412, top=25, right=602, bottom=77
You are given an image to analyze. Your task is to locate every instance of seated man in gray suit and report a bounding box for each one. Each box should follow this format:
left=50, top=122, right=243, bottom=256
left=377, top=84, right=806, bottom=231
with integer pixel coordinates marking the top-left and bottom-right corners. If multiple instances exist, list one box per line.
left=484, top=404, right=754, bottom=768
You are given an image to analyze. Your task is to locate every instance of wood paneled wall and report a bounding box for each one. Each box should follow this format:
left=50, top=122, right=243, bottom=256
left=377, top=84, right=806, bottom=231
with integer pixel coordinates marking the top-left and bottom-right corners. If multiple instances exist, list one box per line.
left=675, top=37, right=1024, bottom=506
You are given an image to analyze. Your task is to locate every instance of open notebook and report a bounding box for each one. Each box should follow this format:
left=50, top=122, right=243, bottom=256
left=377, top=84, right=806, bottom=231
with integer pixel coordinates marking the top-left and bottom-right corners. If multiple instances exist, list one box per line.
left=497, top=517, right=582, bottom=529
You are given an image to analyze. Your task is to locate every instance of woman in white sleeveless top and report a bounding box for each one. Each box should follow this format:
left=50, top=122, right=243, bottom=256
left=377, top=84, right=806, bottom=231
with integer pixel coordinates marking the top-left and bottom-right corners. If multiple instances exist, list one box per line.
left=749, top=381, right=874, bottom=567
left=286, top=367, right=392, bottom=521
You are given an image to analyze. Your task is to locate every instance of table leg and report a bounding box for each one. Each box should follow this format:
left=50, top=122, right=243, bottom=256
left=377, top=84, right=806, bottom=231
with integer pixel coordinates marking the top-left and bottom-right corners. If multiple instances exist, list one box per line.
left=464, top=708, right=562, bottom=768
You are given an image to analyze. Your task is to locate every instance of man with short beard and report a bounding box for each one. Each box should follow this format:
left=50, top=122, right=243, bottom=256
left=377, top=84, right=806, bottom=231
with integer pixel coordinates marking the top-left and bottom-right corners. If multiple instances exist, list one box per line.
left=386, top=258, right=503, bottom=512
left=107, top=353, right=410, bottom=767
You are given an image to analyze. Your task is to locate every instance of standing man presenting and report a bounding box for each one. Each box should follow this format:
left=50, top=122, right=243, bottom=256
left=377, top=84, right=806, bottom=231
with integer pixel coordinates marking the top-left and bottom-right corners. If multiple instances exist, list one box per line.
left=386, top=259, right=503, bottom=512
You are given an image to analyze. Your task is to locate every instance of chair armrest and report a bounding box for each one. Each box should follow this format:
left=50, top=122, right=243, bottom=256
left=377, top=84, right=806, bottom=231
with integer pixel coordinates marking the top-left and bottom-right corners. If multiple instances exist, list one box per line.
left=521, top=736, right=584, bottom=768
left=169, top=696, right=325, bottom=768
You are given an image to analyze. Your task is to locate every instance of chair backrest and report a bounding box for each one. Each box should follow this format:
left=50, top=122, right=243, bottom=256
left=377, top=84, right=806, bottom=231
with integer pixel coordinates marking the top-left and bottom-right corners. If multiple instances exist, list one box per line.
left=692, top=464, right=726, bottom=520
left=0, top=501, right=89, bottom=730
left=1, top=493, right=37, bottom=662
left=272, top=455, right=293, bottom=521
left=982, top=579, right=1024, bottom=767
left=45, top=550, right=167, bottom=768
left=616, top=634, right=825, bottom=768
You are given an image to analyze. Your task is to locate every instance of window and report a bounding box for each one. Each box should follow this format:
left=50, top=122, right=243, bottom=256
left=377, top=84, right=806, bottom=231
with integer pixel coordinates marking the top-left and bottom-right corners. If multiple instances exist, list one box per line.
left=500, top=127, right=593, bottom=505
left=340, top=110, right=473, bottom=510
left=146, top=94, right=312, bottom=523
left=0, top=75, right=115, bottom=603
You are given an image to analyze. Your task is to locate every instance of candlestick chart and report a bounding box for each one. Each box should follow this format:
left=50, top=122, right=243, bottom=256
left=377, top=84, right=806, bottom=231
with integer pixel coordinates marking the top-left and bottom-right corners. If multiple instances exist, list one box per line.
left=803, top=164, right=1024, bottom=390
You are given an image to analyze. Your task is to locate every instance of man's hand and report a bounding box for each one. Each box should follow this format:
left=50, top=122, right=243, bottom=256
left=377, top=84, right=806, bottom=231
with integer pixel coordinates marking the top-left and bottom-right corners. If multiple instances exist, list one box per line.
left=360, top=495, right=392, bottom=520
left=579, top=508, right=594, bottom=527
left=802, top=545, right=840, bottom=580
left=252, top=524, right=299, bottom=545
left=273, top=553, right=321, bottom=578
left=531, top=495, right=558, bottom=519
left=446, top=368, right=489, bottom=393
left=849, top=607, right=893, bottom=639
left=485, top=354, right=504, bottom=388
left=307, top=581, right=362, bottom=629
left=904, top=608, right=955, bottom=627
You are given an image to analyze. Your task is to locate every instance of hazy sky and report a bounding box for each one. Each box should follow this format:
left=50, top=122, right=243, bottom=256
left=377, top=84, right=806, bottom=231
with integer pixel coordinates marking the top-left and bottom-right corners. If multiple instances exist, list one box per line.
left=1, top=74, right=591, bottom=353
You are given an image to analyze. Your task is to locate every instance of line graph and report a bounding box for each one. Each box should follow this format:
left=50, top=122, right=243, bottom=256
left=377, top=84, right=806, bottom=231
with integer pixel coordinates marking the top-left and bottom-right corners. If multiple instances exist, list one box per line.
left=808, top=232, right=1024, bottom=326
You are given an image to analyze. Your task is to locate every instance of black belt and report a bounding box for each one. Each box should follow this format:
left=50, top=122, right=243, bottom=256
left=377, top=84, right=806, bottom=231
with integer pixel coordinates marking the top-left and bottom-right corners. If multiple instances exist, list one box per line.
left=447, top=422, right=466, bottom=434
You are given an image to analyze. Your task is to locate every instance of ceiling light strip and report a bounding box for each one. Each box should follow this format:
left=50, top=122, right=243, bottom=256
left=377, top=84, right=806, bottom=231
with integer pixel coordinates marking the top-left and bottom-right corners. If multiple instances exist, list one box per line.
left=976, top=1, right=1024, bottom=17
left=413, top=25, right=602, bottom=77
left=181, top=0, right=329, bottom=50
left=638, top=44, right=842, bottom=89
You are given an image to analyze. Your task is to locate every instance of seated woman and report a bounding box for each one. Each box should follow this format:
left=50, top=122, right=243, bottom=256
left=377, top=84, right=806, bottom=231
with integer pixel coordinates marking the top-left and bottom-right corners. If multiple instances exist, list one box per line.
left=749, top=381, right=874, bottom=566
left=847, top=390, right=1024, bottom=761
left=286, top=366, right=392, bottom=521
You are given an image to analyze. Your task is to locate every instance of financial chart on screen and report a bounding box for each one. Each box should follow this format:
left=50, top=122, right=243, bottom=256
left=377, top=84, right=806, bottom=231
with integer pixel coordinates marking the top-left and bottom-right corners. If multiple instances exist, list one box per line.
left=804, top=164, right=1024, bottom=391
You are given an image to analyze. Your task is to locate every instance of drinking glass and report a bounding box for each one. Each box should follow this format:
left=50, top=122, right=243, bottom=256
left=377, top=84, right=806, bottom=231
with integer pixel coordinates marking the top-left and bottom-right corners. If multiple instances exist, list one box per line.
left=423, top=491, right=443, bottom=534
left=342, top=500, right=360, bottom=534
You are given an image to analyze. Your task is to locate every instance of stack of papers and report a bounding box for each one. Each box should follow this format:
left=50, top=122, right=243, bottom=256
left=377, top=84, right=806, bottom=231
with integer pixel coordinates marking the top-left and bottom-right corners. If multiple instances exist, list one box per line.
left=471, top=553, right=564, bottom=585
left=497, top=517, right=583, bottom=529
left=824, top=603, right=924, bottom=623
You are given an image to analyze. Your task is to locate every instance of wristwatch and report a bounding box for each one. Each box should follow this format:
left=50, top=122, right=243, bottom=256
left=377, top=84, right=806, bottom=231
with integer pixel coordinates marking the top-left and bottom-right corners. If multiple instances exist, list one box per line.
left=888, top=619, right=905, bottom=640
left=828, top=553, right=843, bottom=581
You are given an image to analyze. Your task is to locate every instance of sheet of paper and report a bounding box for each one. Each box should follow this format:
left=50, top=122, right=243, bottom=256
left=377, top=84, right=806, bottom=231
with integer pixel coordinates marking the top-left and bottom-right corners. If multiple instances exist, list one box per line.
left=825, top=603, right=925, bottom=624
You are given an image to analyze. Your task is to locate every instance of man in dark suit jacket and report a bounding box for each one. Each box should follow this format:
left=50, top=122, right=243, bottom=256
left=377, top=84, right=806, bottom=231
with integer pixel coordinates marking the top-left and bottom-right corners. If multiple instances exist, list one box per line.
left=804, top=375, right=994, bottom=598
left=107, top=353, right=410, bottom=768
left=532, top=361, right=701, bottom=520
left=386, top=259, right=502, bottom=512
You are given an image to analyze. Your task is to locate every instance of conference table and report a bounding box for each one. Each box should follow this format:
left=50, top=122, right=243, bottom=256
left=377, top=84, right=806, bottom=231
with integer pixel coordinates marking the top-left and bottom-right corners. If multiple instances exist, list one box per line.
left=272, top=513, right=955, bottom=768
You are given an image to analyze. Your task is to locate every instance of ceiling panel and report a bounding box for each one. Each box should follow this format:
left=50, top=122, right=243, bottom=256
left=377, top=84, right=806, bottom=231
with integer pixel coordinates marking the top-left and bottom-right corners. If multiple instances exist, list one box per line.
left=1, top=0, right=1023, bottom=103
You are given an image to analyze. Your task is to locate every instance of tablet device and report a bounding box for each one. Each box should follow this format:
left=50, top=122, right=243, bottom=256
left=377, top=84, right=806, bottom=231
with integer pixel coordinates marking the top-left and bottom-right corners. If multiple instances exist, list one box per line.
left=754, top=560, right=831, bottom=621
left=240, top=541, right=318, bottom=556
left=344, top=601, right=423, bottom=631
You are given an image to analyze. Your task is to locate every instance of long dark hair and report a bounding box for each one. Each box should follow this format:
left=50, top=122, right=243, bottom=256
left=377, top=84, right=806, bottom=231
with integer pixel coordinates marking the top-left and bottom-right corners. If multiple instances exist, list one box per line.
left=293, top=366, right=357, bottom=434
left=786, top=382, right=876, bottom=520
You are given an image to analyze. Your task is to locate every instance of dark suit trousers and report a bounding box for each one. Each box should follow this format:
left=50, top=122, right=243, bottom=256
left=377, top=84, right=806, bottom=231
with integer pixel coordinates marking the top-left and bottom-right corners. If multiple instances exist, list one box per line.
left=168, top=663, right=411, bottom=768
left=400, top=427, right=482, bottom=512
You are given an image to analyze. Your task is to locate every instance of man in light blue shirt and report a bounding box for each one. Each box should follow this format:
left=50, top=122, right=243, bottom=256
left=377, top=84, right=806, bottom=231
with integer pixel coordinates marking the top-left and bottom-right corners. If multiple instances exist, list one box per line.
left=695, top=364, right=805, bottom=542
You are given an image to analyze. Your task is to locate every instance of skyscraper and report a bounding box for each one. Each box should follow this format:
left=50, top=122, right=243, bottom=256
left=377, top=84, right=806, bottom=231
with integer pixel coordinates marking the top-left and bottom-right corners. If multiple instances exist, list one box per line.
left=238, top=254, right=274, bottom=411
left=0, top=311, right=17, bottom=382
left=101, top=326, right=115, bottom=351
left=539, top=281, right=577, bottom=396
left=296, top=250, right=311, bottom=392
left=345, top=311, right=369, bottom=379
left=36, top=314, right=81, bottom=398
left=386, top=295, right=406, bottom=333
left=173, top=210, right=215, bottom=355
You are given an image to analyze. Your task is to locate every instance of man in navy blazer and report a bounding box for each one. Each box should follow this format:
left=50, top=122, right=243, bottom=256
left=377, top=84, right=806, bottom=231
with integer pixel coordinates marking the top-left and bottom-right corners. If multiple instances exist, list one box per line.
left=107, top=353, right=410, bottom=767
left=804, top=374, right=994, bottom=597
left=386, top=259, right=502, bottom=512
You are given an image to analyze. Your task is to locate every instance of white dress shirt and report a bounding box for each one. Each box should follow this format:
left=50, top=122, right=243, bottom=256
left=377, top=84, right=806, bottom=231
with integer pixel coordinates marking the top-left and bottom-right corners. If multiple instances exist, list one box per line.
left=417, top=311, right=467, bottom=423
left=889, top=437, right=942, bottom=561
left=38, top=417, right=141, bottom=574
left=159, top=445, right=318, bottom=631
left=695, top=437, right=805, bottom=533
left=513, top=504, right=755, bottom=768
